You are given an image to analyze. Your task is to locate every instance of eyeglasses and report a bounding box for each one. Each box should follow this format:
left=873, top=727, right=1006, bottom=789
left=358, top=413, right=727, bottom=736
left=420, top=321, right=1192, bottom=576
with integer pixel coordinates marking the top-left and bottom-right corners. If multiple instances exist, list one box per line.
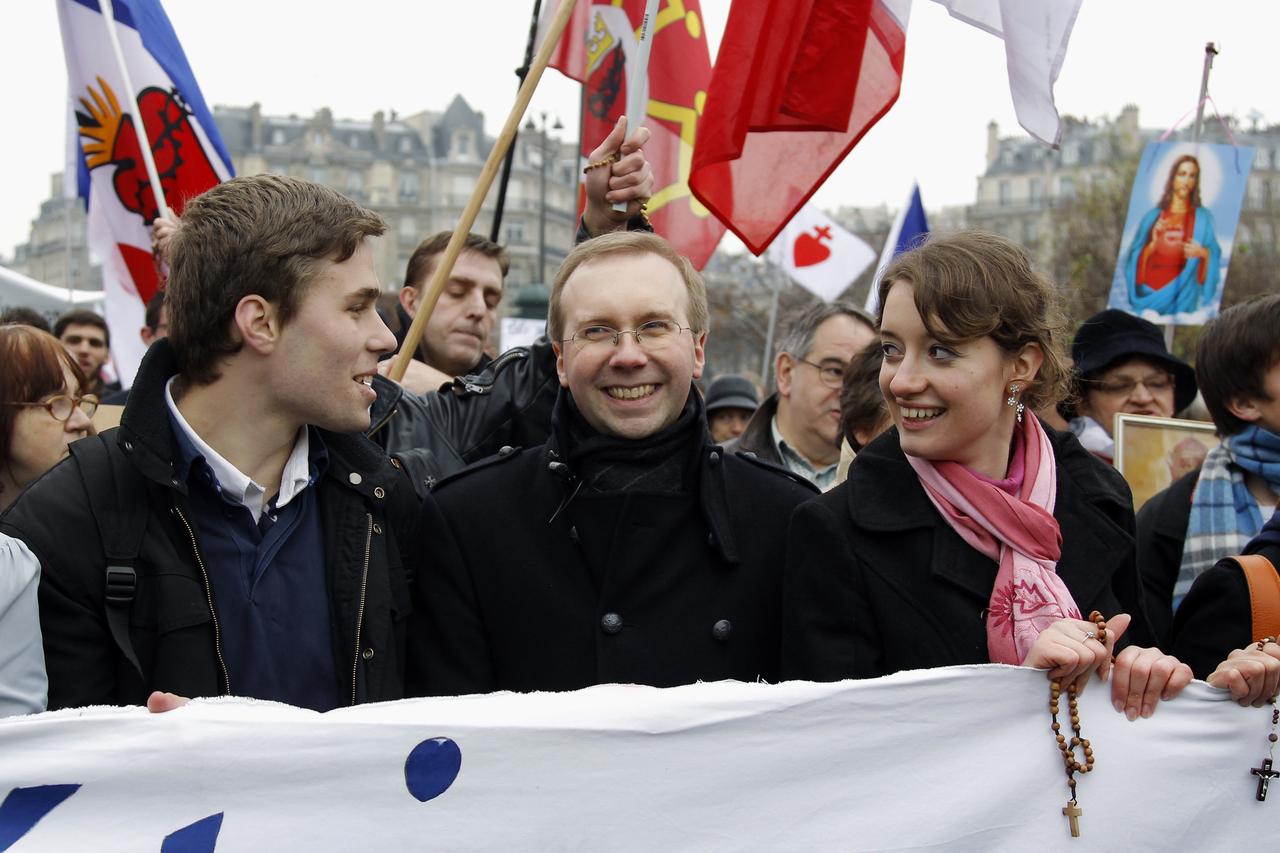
left=1086, top=372, right=1173, bottom=397
left=4, top=393, right=99, bottom=422
left=795, top=358, right=846, bottom=390
left=562, top=319, right=693, bottom=351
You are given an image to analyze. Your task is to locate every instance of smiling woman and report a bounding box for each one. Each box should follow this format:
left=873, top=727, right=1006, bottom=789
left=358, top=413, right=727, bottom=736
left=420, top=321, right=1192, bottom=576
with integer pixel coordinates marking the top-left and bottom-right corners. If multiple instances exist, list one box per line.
left=782, top=231, right=1192, bottom=724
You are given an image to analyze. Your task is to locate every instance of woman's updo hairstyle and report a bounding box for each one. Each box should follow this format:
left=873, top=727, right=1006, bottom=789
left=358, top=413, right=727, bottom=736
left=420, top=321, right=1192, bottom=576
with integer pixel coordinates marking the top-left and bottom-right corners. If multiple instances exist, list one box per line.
left=876, top=230, right=1070, bottom=412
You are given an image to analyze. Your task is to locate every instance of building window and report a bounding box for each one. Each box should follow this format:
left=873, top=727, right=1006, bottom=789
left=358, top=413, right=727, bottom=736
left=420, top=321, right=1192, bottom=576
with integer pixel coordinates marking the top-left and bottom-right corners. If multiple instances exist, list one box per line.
left=505, top=222, right=526, bottom=244
left=1062, top=142, right=1078, bottom=166
left=346, top=170, right=364, bottom=196
left=310, top=167, right=327, bottom=185
left=312, top=132, right=324, bottom=147
left=998, top=180, right=1012, bottom=206
left=455, top=133, right=471, bottom=156
left=271, top=128, right=286, bottom=146
left=349, top=134, right=361, bottom=149
left=399, top=171, right=419, bottom=201
left=399, top=216, right=418, bottom=242
left=399, top=136, right=413, bottom=154
left=1058, top=176, right=1075, bottom=200
left=1029, top=178, right=1043, bottom=204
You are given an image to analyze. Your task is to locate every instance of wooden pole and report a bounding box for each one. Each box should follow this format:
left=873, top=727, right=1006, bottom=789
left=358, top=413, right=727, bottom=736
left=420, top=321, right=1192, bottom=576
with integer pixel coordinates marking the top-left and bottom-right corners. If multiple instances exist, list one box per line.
left=392, top=0, right=579, bottom=382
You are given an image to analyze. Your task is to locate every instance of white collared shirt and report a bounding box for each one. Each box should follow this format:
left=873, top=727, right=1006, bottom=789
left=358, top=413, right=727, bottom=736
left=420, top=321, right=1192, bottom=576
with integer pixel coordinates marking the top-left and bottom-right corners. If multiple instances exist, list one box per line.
left=165, top=378, right=312, bottom=523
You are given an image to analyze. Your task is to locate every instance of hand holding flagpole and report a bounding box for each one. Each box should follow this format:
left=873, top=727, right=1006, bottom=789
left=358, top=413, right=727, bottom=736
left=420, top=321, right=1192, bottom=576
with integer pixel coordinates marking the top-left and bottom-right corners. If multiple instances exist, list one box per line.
left=98, top=0, right=171, bottom=222
left=392, top=0, right=579, bottom=383
left=612, top=0, right=660, bottom=212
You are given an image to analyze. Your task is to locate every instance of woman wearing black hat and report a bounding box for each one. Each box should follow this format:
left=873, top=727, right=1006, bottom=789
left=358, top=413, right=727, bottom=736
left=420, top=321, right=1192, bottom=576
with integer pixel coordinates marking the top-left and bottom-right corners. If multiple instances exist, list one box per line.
left=1065, top=309, right=1198, bottom=463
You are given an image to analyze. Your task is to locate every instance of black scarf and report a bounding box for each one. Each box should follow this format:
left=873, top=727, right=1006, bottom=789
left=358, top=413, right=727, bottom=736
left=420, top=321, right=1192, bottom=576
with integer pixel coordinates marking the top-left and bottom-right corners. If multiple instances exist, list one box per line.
left=565, top=391, right=700, bottom=494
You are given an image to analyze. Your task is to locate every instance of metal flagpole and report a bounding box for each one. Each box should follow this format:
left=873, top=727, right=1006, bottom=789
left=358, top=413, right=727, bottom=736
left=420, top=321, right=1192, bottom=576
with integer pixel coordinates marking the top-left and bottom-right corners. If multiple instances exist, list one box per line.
left=760, top=264, right=783, bottom=388
left=1165, top=41, right=1218, bottom=351
left=393, top=0, right=579, bottom=381
left=490, top=0, right=544, bottom=243
left=611, top=0, right=660, bottom=212
left=99, top=0, right=170, bottom=221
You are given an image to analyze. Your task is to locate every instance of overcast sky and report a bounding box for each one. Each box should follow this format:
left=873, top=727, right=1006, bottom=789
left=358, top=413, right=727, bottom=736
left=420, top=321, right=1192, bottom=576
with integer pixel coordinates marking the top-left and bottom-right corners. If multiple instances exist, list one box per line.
left=3, top=1, right=1276, bottom=260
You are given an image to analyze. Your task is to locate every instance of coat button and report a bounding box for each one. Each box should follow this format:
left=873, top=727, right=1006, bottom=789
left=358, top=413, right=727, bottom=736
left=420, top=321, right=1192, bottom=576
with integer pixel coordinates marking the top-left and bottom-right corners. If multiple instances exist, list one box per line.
left=600, top=612, right=623, bottom=635
left=712, top=619, right=732, bottom=641
left=498, top=445, right=515, bottom=457
left=373, top=486, right=386, bottom=499
left=372, top=523, right=383, bottom=535
left=390, top=457, right=402, bottom=469
left=362, top=647, right=374, bottom=660
left=569, top=525, right=581, bottom=544
left=123, top=440, right=133, bottom=452
left=349, top=472, right=363, bottom=485
left=708, top=451, right=720, bottom=466
left=742, top=451, right=757, bottom=459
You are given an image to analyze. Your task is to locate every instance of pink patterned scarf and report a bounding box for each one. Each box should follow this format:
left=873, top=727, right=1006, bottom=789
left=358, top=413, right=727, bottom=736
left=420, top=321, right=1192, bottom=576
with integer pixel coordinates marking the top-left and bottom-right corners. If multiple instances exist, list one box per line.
left=905, top=415, right=1080, bottom=665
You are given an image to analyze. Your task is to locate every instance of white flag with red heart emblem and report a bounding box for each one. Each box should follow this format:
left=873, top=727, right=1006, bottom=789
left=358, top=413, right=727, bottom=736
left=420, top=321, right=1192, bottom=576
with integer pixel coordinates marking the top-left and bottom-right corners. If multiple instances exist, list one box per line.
left=765, top=203, right=876, bottom=303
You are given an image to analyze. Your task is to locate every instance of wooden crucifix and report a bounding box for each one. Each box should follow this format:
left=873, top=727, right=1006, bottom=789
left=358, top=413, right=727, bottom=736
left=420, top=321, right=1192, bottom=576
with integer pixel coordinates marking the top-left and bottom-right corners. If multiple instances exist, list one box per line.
left=1062, top=800, right=1083, bottom=837
left=1252, top=758, right=1279, bottom=802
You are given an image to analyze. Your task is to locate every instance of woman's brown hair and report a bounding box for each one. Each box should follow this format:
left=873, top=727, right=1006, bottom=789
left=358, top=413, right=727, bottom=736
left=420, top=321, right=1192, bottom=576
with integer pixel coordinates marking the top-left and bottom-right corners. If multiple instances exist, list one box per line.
left=876, top=230, right=1070, bottom=412
left=0, top=324, right=86, bottom=485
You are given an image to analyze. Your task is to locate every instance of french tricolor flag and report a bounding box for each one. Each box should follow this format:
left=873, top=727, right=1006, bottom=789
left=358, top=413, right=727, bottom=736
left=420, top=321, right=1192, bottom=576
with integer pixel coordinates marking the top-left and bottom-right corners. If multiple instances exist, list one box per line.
left=865, top=181, right=929, bottom=315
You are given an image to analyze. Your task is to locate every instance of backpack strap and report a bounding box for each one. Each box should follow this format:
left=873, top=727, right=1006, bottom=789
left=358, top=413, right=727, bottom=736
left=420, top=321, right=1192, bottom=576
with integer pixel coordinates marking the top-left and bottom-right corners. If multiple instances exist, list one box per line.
left=1230, top=554, right=1280, bottom=641
left=68, top=431, right=149, bottom=684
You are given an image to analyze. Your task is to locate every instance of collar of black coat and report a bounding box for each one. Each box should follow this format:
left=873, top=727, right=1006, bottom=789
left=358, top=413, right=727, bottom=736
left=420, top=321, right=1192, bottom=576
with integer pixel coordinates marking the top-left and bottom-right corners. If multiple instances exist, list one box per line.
left=848, top=421, right=1135, bottom=533
left=117, top=338, right=396, bottom=502
left=543, top=385, right=742, bottom=563
left=847, top=422, right=1134, bottom=606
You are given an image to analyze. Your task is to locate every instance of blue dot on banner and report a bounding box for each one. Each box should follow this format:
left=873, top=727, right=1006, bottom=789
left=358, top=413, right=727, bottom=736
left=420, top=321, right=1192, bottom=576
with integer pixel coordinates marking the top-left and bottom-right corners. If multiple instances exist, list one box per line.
left=160, top=813, right=223, bottom=853
left=404, top=737, right=462, bottom=803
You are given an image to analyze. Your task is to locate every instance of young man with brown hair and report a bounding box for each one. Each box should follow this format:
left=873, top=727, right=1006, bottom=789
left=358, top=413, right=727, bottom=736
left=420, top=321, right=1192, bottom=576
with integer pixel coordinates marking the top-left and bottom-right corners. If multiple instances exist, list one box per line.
left=1138, top=293, right=1280, bottom=645
left=1, top=175, right=421, bottom=712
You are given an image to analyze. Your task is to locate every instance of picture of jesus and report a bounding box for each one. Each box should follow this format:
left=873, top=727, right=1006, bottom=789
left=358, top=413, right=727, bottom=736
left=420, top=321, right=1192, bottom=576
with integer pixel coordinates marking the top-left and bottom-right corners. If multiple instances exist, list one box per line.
left=1124, top=155, right=1221, bottom=315
left=1109, top=140, right=1253, bottom=326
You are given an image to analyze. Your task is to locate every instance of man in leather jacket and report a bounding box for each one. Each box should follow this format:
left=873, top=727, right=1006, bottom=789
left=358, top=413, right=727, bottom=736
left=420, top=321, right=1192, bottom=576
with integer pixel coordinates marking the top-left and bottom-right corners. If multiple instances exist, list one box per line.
left=368, top=118, right=654, bottom=494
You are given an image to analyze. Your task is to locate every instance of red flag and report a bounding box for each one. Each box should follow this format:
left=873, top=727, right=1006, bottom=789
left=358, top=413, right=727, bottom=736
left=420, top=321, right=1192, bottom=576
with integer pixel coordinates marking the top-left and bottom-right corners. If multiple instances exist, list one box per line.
left=546, top=1, right=725, bottom=269
left=689, top=0, right=908, bottom=256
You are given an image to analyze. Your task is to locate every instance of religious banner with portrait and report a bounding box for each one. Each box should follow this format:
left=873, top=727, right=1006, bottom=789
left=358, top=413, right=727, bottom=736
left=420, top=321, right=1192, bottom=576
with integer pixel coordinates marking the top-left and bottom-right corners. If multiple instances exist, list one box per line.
left=1108, top=141, right=1253, bottom=326
left=1, top=668, right=1276, bottom=851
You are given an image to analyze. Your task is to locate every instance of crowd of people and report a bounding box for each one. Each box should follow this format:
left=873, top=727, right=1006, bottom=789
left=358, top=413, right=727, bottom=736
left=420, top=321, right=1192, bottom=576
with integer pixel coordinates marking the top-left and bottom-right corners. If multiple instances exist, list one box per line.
left=0, top=121, right=1278, bottom=734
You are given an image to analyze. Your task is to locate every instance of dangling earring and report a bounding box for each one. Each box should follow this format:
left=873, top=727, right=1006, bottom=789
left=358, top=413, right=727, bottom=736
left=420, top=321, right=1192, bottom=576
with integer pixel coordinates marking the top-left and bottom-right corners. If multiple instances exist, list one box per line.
left=1006, top=384, right=1025, bottom=423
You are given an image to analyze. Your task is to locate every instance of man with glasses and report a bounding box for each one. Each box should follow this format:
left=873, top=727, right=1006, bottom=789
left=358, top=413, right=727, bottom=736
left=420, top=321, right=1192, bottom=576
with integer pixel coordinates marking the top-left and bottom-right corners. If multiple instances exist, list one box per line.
left=408, top=232, right=817, bottom=696
left=728, top=302, right=877, bottom=490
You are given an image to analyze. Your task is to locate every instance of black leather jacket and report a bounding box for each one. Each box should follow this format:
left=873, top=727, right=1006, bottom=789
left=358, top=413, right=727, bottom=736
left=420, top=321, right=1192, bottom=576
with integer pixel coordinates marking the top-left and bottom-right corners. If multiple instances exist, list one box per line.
left=367, top=335, right=560, bottom=496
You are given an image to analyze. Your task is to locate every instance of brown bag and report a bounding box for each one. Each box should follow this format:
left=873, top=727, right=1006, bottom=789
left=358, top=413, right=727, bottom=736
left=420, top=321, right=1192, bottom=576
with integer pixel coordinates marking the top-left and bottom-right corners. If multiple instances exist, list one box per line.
left=1230, top=554, right=1280, bottom=641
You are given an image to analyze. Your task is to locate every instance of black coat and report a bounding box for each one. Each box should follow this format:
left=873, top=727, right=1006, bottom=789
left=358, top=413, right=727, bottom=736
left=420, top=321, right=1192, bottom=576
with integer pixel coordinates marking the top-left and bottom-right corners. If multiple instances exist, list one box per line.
left=406, top=393, right=818, bottom=696
left=1134, top=467, right=1199, bottom=647
left=724, top=393, right=784, bottom=468
left=0, top=341, right=421, bottom=710
left=1168, top=541, right=1277, bottom=680
left=781, top=425, right=1153, bottom=681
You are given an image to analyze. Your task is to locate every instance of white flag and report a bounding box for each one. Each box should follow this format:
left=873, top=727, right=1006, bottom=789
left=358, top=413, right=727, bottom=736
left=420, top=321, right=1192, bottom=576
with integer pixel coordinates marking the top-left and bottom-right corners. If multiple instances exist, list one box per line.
left=932, top=0, right=1083, bottom=146
left=765, top=204, right=876, bottom=303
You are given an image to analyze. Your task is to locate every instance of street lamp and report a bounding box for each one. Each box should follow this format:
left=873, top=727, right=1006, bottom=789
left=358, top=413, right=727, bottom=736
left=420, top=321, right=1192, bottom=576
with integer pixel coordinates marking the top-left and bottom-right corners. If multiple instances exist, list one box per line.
left=525, top=111, right=563, bottom=284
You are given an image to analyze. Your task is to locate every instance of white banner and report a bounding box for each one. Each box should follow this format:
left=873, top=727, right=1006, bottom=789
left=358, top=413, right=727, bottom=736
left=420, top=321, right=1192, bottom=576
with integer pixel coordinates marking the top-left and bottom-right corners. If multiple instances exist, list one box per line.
left=0, top=666, right=1273, bottom=851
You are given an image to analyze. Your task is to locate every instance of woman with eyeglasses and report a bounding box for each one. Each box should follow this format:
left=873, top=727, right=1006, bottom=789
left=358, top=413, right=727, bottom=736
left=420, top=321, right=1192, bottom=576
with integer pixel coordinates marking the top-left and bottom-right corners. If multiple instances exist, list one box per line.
left=1, top=324, right=98, bottom=512
left=1062, top=309, right=1197, bottom=463
left=783, top=232, right=1191, bottom=724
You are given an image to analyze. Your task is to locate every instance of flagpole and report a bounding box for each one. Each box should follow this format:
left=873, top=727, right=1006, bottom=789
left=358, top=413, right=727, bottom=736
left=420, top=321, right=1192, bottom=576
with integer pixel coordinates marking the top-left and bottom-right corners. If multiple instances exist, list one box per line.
left=99, top=0, right=170, bottom=221
left=760, top=263, right=783, bottom=388
left=490, top=0, right=544, bottom=243
left=611, top=0, right=660, bottom=212
left=392, top=0, right=579, bottom=382
left=1164, top=41, right=1217, bottom=351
